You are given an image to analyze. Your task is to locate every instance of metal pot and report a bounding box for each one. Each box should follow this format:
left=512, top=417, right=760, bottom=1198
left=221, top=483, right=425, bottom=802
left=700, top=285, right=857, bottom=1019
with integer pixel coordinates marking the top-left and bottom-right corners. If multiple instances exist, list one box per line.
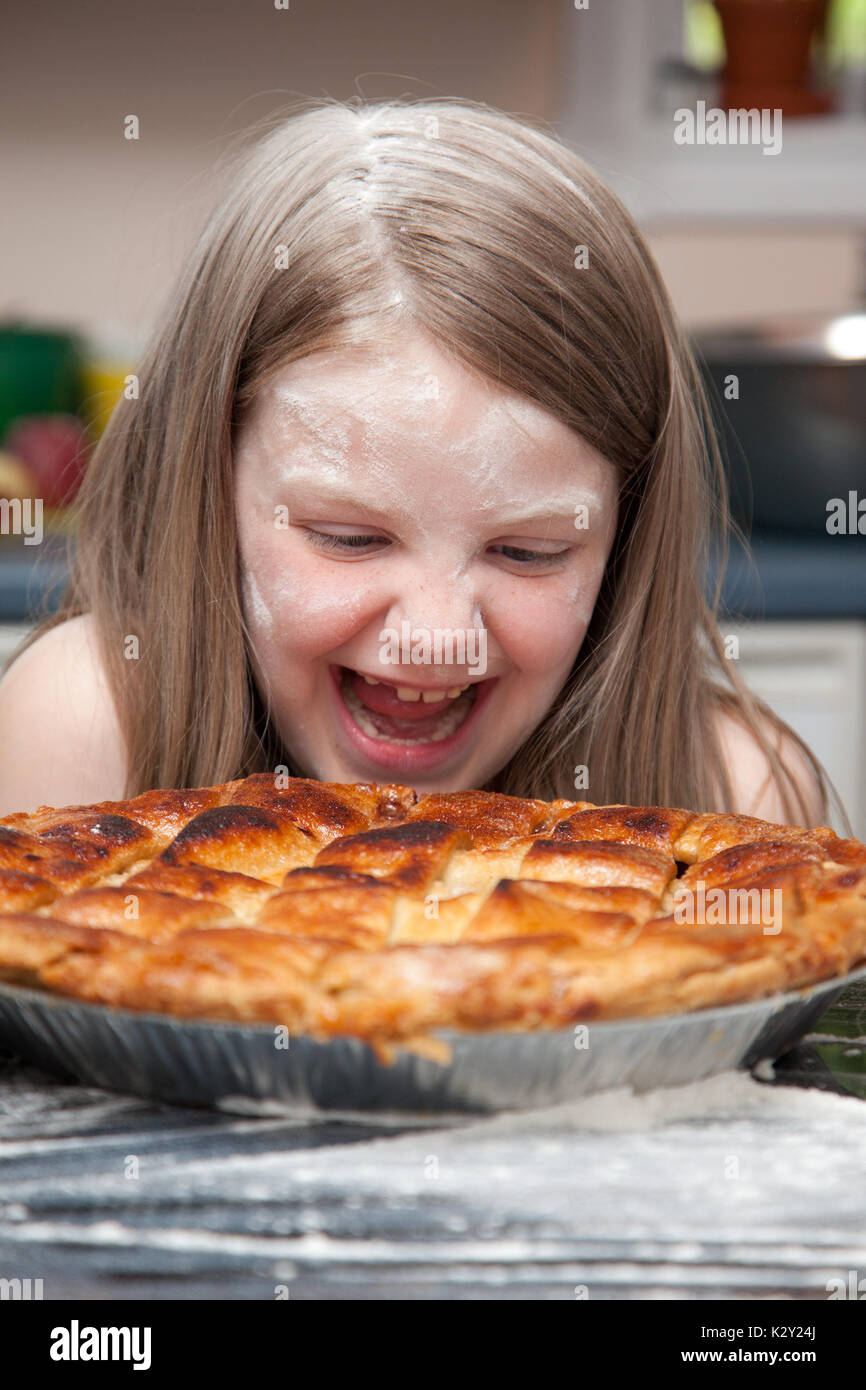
left=692, top=312, right=866, bottom=535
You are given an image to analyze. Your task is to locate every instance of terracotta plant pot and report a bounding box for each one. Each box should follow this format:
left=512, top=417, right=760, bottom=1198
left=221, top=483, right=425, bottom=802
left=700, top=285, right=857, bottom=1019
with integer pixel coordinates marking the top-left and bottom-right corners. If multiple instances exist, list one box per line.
left=713, top=0, right=833, bottom=116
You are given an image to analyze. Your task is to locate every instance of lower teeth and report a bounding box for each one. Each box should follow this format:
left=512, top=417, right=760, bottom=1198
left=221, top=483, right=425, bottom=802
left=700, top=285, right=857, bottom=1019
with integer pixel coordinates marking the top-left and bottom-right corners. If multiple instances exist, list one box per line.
left=341, top=676, right=475, bottom=744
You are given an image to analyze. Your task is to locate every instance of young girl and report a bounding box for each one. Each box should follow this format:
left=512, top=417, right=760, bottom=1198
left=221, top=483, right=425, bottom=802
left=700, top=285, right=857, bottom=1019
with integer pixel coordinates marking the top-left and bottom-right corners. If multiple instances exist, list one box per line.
left=0, top=96, right=834, bottom=829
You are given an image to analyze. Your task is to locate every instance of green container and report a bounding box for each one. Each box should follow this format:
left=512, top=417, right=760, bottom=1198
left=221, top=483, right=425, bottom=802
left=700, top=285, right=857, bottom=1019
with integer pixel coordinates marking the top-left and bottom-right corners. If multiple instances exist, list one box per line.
left=0, top=322, right=86, bottom=442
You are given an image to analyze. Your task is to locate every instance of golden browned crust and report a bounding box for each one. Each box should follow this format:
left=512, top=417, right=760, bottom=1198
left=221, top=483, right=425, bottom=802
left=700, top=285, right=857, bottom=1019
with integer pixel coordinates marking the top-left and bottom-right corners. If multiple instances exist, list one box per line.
left=0, top=777, right=863, bottom=1048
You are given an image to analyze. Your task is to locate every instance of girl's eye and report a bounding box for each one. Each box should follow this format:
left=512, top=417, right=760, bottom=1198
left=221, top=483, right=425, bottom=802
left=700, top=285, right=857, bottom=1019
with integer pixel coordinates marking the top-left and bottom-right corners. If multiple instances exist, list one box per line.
left=493, top=545, right=570, bottom=566
left=303, top=530, right=386, bottom=551
left=302, top=530, right=570, bottom=566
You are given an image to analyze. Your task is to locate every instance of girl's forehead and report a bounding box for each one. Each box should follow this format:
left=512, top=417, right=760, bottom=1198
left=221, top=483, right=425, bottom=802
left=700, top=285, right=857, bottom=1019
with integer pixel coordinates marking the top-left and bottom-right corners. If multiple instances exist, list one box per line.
left=237, top=339, right=618, bottom=503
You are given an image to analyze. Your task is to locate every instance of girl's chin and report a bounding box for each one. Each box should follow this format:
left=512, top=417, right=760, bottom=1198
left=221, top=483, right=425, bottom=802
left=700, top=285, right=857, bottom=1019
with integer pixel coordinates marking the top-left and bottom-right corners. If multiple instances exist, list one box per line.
left=324, top=662, right=499, bottom=778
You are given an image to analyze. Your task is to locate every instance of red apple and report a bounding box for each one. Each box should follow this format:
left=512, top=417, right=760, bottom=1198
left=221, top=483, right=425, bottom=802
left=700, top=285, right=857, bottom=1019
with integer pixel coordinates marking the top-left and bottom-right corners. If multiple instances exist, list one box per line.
left=2, top=414, right=91, bottom=508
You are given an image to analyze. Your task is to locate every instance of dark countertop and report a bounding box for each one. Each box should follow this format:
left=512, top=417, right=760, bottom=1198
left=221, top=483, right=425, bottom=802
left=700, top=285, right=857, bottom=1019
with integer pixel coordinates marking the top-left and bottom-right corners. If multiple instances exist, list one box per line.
left=1, top=530, right=864, bottom=625
left=0, top=983, right=865, bottom=1300
left=0, top=534, right=70, bottom=623
left=708, top=531, right=866, bottom=621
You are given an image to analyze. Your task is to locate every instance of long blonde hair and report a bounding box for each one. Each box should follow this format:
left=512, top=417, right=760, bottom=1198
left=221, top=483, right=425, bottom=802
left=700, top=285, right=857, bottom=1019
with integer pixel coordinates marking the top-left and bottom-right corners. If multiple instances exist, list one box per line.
left=13, top=95, right=835, bottom=824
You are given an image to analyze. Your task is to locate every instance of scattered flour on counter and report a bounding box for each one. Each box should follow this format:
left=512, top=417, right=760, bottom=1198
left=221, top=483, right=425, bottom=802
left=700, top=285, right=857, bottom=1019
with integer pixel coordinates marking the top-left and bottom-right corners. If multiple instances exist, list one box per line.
left=4, top=1068, right=866, bottom=1272
left=465, top=1069, right=866, bottom=1136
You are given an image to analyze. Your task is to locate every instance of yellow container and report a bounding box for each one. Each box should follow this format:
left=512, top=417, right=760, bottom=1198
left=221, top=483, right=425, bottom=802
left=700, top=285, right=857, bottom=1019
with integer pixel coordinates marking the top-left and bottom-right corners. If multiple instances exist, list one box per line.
left=80, top=358, right=136, bottom=437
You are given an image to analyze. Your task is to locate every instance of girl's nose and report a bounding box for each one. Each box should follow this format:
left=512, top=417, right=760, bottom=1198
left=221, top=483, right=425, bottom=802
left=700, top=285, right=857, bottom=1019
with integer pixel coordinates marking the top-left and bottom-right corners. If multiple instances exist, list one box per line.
left=382, top=580, right=484, bottom=641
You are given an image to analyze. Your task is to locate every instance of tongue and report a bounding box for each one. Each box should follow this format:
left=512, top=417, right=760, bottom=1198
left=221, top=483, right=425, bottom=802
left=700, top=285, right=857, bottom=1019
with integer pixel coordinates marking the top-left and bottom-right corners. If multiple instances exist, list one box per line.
left=345, top=668, right=470, bottom=730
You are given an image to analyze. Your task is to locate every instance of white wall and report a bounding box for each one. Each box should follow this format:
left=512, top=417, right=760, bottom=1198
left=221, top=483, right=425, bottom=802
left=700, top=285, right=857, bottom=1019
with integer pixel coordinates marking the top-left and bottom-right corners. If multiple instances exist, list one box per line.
left=0, top=0, right=557, bottom=350
left=646, top=226, right=865, bottom=329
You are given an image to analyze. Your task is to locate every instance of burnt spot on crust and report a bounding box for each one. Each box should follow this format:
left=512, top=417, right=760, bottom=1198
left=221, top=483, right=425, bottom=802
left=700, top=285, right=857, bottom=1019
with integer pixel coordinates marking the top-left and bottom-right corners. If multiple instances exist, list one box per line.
left=226, top=776, right=421, bottom=842
left=157, top=804, right=317, bottom=882
left=0, top=827, right=30, bottom=848
left=113, top=785, right=227, bottom=840
left=623, top=809, right=682, bottom=836
left=1, top=817, right=158, bottom=882
left=679, top=839, right=825, bottom=889
left=314, top=820, right=472, bottom=891
left=551, top=805, right=693, bottom=852
left=524, top=838, right=671, bottom=867
left=39, top=815, right=148, bottom=847
left=0, top=869, right=58, bottom=912
left=228, top=776, right=372, bottom=837
left=827, top=869, right=865, bottom=891
left=322, top=820, right=459, bottom=853
left=284, top=789, right=368, bottom=834
left=0, top=827, right=49, bottom=870
left=168, top=804, right=284, bottom=852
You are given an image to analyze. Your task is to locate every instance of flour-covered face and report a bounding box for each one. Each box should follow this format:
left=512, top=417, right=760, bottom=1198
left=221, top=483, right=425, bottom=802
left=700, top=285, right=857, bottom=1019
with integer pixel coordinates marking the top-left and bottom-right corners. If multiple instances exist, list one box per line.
left=233, top=330, right=619, bottom=793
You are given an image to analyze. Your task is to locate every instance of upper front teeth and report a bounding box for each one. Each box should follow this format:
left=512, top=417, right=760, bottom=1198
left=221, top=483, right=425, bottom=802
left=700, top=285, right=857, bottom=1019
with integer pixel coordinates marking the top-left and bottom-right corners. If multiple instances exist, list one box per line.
left=360, top=673, right=470, bottom=701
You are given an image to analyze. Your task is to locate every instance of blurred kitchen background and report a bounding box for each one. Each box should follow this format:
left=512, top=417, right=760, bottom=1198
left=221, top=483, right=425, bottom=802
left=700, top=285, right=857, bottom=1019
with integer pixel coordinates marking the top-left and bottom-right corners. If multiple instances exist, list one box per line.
left=0, top=0, right=864, bottom=832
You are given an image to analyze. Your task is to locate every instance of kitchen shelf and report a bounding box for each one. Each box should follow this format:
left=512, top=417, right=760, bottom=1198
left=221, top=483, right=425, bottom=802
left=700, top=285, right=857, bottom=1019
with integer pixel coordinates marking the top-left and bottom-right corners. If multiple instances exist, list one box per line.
left=591, top=117, right=866, bottom=226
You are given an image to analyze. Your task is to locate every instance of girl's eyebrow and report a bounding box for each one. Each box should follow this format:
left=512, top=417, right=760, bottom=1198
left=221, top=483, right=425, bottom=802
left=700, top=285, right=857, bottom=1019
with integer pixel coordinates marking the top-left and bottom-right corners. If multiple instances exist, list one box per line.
left=498, top=505, right=600, bottom=525
left=281, top=481, right=600, bottom=525
left=280, top=484, right=402, bottom=523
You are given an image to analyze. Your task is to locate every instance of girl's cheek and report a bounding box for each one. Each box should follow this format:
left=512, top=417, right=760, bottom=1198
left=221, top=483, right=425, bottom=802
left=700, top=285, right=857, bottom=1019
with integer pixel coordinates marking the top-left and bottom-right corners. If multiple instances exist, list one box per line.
left=240, top=538, right=384, bottom=663
left=485, top=567, right=602, bottom=678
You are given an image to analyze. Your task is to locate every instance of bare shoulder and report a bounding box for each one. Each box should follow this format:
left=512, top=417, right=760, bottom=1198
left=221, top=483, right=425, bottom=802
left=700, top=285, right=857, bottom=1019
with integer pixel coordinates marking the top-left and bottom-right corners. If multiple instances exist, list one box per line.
left=0, top=613, right=128, bottom=816
left=713, top=703, right=825, bottom=827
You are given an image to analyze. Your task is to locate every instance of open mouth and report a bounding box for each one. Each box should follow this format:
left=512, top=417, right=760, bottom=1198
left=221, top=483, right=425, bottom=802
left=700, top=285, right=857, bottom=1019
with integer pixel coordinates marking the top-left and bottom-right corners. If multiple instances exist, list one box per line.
left=336, top=666, right=478, bottom=742
left=329, top=664, right=495, bottom=769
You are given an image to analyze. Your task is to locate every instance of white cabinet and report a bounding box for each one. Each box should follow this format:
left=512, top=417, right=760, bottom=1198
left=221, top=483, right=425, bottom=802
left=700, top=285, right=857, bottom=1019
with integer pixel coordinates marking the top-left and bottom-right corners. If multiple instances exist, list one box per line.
left=721, top=620, right=866, bottom=839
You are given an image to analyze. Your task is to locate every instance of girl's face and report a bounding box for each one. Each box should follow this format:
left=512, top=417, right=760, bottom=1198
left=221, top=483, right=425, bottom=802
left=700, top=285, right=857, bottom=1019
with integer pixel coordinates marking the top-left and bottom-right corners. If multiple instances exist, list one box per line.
left=233, top=330, right=619, bottom=794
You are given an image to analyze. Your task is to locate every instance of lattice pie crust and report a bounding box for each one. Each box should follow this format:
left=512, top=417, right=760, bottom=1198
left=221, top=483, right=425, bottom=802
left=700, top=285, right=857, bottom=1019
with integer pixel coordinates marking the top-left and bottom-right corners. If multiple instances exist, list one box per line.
left=0, top=777, right=864, bottom=1059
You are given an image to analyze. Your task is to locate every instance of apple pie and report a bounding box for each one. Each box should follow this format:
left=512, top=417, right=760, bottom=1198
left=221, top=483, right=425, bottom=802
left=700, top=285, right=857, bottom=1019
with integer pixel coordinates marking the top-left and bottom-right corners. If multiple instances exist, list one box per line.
left=0, top=775, right=864, bottom=1059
